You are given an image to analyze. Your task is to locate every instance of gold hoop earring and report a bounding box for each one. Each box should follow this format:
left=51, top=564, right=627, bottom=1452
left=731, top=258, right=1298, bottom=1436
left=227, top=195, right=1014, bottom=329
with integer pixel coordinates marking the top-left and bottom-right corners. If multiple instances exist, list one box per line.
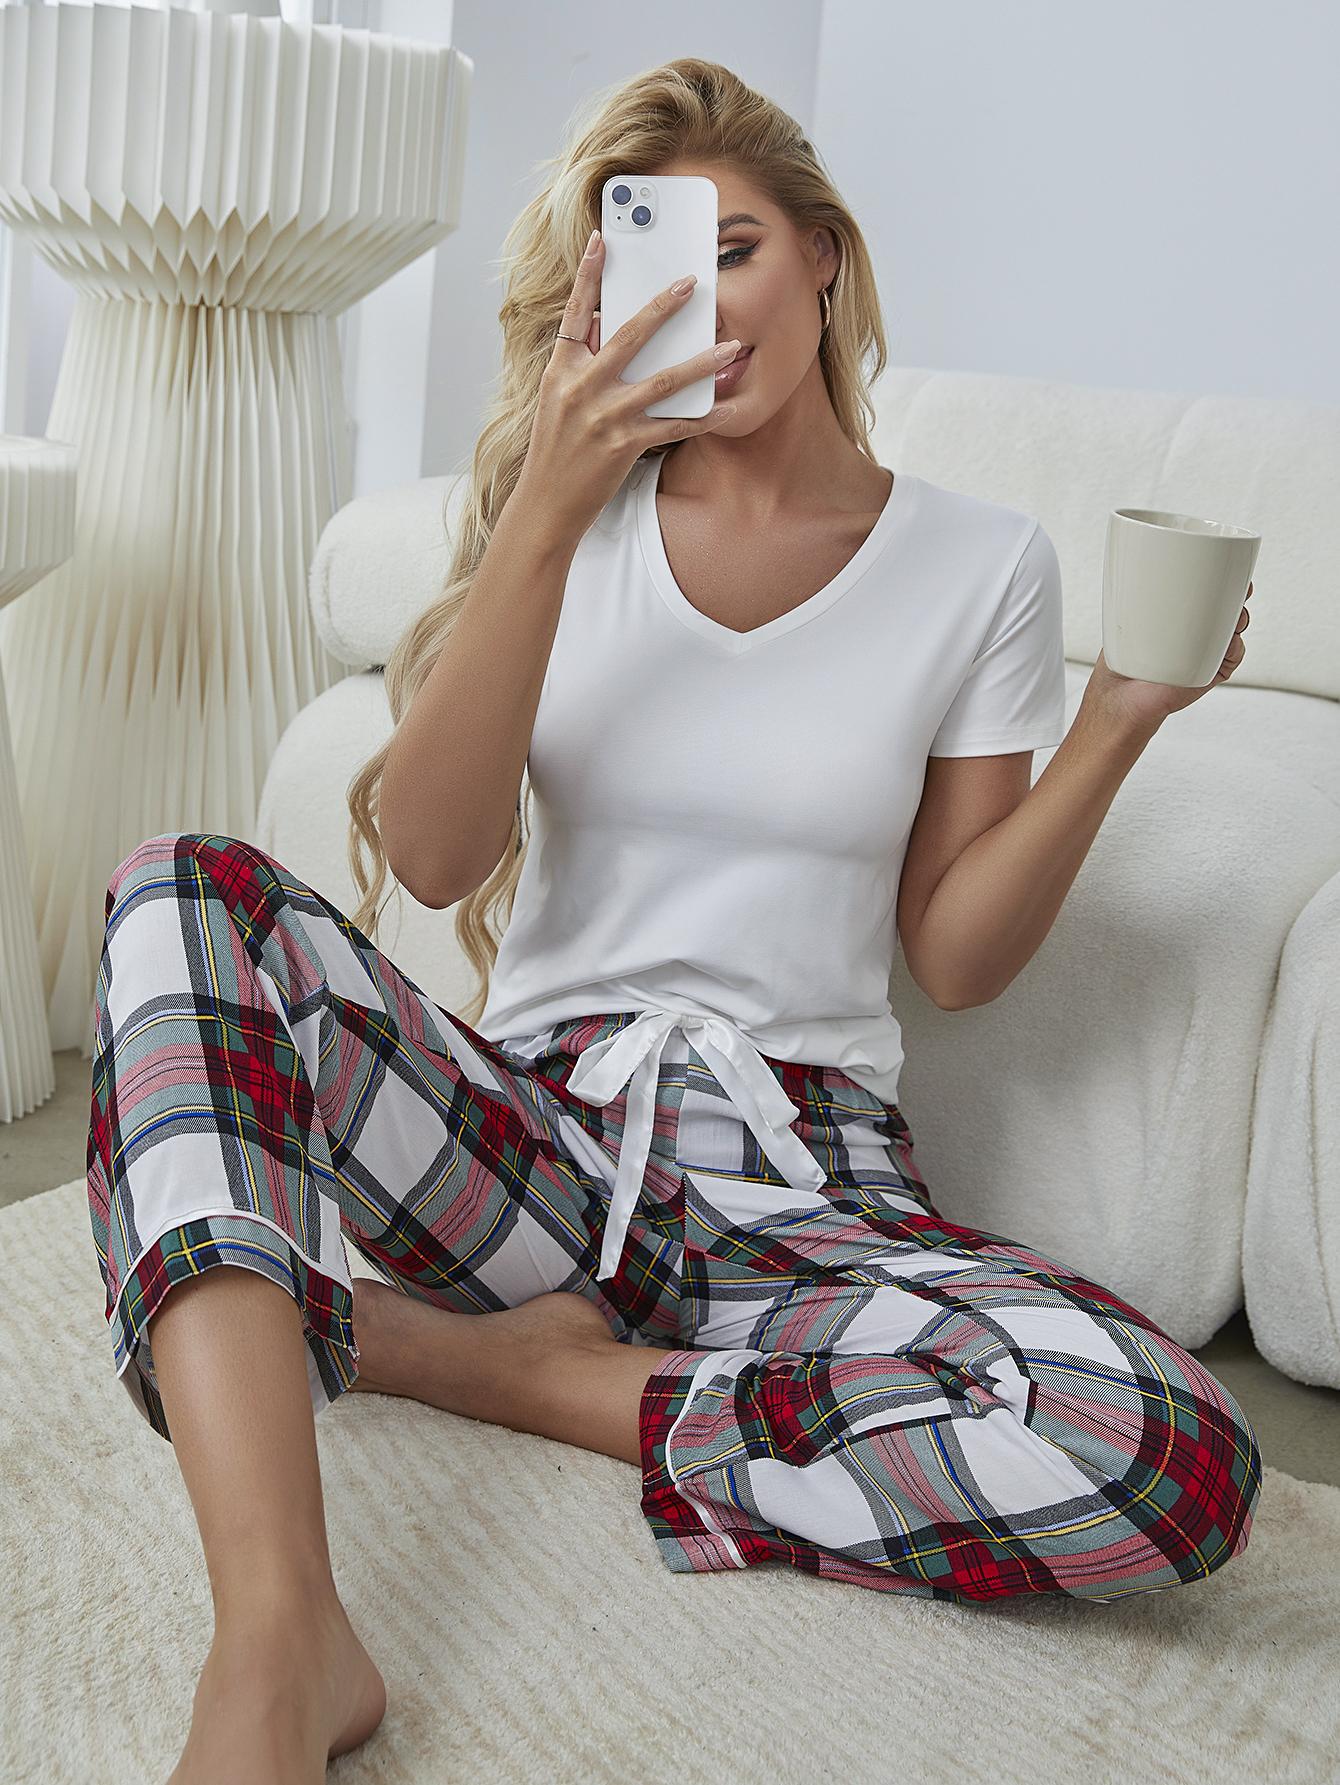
left=819, top=286, right=832, bottom=333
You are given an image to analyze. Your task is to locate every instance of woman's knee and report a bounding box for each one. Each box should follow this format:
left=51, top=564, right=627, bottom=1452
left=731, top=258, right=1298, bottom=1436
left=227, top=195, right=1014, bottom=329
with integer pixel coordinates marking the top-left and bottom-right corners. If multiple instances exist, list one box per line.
left=106, top=830, right=219, bottom=907
left=1023, top=1332, right=1263, bottom=1583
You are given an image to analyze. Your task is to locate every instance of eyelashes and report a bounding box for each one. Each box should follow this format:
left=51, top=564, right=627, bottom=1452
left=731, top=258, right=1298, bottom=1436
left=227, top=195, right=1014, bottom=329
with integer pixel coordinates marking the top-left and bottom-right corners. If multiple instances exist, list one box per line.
left=717, top=244, right=755, bottom=270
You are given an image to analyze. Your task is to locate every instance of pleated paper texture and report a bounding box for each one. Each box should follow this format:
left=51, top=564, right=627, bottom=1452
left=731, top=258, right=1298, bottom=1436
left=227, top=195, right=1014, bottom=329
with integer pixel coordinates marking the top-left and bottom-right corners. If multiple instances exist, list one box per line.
left=0, top=4, right=471, bottom=1050
left=0, top=435, right=76, bottom=1121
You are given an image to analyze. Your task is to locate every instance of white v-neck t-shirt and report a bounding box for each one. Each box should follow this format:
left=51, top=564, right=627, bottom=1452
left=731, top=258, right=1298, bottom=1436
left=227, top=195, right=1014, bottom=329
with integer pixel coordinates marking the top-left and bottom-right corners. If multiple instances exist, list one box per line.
left=475, top=450, right=1067, bottom=1277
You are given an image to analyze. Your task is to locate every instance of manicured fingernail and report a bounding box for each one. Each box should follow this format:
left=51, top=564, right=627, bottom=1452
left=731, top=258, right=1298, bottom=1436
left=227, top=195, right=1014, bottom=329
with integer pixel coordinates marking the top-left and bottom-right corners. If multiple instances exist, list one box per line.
left=584, top=229, right=600, bottom=255
left=670, top=274, right=697, bottom=295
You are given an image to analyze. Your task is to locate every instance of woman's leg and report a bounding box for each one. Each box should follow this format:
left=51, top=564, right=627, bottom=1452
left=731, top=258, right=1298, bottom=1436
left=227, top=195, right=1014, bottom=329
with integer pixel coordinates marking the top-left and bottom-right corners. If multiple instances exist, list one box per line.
left=341, top=1008, right=698, bottom=1461
left=630, top=1057, right=1264, bottom=1601
left=639, top=1175, right=1264, bottom=1601
left=86, top=832, right=661, bottom=1773
left=87, top=833, right=653, bottom=1444
left=148, top=1267, right=385, bottom=1783
left=349, top=1275, right=675, bottom=1465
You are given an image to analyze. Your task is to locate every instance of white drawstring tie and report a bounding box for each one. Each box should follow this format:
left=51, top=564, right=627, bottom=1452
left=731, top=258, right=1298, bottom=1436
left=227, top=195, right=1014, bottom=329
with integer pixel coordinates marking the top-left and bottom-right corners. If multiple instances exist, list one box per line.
left=563, top=1007, right=828, bottom=1282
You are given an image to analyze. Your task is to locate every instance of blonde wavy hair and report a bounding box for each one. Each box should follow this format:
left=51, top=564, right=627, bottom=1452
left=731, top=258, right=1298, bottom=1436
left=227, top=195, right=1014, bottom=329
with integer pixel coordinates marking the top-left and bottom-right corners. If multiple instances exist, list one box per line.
left=345, top=56, right=890, bottom=1025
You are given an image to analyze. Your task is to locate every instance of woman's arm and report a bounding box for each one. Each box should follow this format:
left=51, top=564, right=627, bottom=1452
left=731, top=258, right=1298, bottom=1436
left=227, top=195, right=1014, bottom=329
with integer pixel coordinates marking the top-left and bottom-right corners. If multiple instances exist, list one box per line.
left=379, top=491, right=582, bottom=908
left=910, top=690, right=1162, bottom=1009
left=913, top=594, right=1253, bottom=1009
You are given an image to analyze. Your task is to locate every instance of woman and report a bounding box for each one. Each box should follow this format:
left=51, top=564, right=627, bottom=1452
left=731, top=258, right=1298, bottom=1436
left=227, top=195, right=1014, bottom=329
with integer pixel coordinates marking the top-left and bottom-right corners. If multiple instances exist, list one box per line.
left=86, top=59, right=1260, bottom=1783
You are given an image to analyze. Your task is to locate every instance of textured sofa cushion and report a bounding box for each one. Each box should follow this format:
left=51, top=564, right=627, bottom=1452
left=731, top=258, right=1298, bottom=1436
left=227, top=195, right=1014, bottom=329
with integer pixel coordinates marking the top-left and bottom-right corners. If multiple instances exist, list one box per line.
left=310, top=471, right=469, bottom=669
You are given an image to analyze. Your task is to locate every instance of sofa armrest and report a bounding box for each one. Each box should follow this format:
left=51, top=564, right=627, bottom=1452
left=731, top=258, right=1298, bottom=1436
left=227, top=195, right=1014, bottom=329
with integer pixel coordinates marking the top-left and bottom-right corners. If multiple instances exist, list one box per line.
left=1243, top=861, right=1340, bottom=1389
left=310, top=472, right=470, bottom=668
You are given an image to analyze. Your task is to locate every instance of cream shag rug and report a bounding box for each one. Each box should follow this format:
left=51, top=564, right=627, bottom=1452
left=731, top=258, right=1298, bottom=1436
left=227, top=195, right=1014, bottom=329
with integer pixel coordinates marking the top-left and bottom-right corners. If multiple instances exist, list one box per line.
left=3, top=1179, right=1337, bottom=1784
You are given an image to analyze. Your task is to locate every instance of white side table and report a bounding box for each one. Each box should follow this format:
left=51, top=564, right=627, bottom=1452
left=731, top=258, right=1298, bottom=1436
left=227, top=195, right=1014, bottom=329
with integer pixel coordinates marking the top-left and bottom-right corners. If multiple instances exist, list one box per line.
left=0, top=1, right=471, bottom=1051
left=0, top=436, right=76, bottom=1121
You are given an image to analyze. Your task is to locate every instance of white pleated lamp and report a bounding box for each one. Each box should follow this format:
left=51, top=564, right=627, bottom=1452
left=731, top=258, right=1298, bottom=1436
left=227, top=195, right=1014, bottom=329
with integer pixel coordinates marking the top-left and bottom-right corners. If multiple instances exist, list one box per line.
left=0, top=435, right=77, bottom=1120
left=0, top=0, right=471, bottom=1051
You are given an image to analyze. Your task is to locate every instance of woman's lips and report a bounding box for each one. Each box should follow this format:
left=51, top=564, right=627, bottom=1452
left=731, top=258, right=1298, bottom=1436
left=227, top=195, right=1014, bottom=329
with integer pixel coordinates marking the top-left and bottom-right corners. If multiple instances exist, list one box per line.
left=714, top=345, right=754, bottom=391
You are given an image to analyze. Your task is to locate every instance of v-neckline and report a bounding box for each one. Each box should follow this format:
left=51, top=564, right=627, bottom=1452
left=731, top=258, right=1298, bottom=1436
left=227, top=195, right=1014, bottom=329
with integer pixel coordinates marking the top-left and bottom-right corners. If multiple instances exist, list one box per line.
left=637, top=450, right=911, bottom=655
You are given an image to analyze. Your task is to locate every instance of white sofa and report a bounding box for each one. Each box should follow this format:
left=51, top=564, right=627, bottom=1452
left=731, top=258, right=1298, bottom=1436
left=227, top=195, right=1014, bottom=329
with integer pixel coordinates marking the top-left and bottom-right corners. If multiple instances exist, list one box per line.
left=255, top=365, right=1340, bottom=1390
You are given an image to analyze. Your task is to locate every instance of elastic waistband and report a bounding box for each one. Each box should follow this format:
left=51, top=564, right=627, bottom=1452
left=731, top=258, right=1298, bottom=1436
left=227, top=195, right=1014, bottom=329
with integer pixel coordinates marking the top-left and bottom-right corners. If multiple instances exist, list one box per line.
left=498, top=1007, right=907, bottom=1286
left=515, top=1009, right=863, bottom=1089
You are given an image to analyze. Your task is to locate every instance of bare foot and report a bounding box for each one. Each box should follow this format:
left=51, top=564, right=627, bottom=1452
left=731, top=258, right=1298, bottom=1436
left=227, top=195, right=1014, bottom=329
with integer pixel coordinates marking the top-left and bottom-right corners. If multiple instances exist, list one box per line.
left=347, top=1279, right=618, bottom=1398
left=167, top=1595, right=386, bottom=1782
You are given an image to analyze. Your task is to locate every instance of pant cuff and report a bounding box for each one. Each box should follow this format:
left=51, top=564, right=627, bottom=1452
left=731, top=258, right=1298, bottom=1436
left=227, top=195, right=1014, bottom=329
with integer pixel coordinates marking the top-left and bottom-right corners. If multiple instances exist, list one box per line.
left=108, top=1213, right=358, bottom=1441
left=636, top=1347, right=766, bottom=1575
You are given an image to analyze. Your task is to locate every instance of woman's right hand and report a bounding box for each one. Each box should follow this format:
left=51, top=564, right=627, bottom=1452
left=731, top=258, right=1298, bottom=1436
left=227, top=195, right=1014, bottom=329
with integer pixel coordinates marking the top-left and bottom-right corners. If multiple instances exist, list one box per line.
left=515, top=229, right=740, bottom=547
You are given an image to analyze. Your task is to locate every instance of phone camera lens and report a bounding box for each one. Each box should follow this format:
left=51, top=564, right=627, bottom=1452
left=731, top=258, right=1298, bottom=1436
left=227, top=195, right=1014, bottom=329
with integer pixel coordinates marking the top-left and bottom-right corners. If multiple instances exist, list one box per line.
left=631, top=204, right=651, bottom=226
left=610, top=183, right=631, bottom=206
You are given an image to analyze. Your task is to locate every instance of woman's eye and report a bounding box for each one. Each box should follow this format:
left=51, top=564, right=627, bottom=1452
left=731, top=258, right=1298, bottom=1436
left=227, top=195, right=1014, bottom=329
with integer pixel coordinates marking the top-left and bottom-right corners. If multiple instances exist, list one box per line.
left=717, top=244, right=754, bottom=270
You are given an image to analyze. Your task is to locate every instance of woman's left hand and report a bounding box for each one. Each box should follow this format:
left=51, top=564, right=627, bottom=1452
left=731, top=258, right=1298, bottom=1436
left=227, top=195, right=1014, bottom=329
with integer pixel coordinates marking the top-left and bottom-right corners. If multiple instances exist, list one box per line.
left=1086, top=582, right=1253, bottom=730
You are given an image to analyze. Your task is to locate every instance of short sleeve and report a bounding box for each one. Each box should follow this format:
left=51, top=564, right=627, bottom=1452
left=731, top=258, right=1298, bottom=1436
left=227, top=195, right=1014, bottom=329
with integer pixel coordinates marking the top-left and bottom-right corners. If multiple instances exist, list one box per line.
left=928, top=520, right=1068, bottom=757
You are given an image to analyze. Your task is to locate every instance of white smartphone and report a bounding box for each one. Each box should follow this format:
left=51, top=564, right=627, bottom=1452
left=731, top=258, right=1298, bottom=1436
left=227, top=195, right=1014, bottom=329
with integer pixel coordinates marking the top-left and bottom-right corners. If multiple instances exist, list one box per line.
left=598, top=172, right=719, bottom=420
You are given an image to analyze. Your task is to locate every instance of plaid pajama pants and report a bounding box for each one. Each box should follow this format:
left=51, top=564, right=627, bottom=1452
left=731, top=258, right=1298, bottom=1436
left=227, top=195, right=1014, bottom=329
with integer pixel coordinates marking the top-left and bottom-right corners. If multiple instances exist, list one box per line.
left=86, top=831, right=1262, bottom=1604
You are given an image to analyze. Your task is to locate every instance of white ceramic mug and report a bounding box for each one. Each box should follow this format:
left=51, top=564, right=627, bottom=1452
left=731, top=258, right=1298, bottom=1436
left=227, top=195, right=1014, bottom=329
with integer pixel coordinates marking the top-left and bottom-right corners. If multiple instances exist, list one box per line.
left=1103, top=505, right=1261, bottom=687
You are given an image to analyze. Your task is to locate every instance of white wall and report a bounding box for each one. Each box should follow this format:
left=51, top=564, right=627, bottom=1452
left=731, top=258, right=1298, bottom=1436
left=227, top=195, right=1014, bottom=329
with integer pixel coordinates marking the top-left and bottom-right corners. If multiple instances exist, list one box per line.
left=815, top=0, right=1339, bottom=406
left=421, top=0, right=1338, bottom=477
left=340, top=0, right=456, bottom=496
left=10, top=1, right=1338, bottom=481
